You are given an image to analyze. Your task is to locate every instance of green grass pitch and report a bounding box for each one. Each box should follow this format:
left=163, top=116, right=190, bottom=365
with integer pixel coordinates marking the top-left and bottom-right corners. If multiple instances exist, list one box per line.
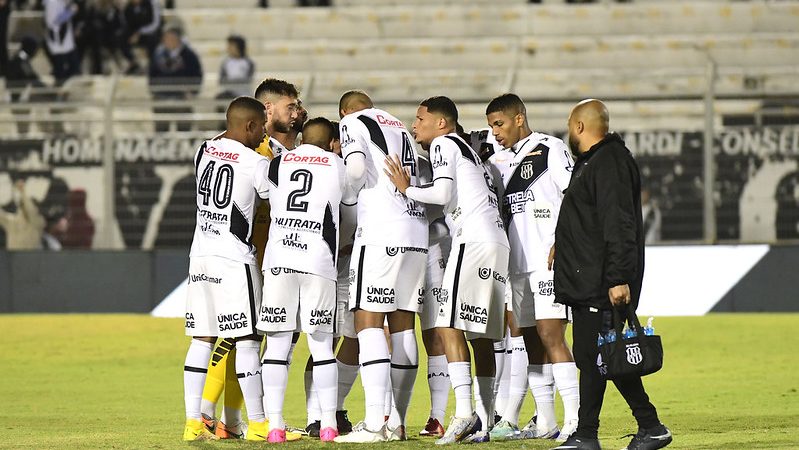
left=1, top=314, right=798, bottom=449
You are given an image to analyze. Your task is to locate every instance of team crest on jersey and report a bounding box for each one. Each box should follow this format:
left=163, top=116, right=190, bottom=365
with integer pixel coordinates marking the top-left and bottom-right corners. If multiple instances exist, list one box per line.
left=520, top=162, right=534, bottom=180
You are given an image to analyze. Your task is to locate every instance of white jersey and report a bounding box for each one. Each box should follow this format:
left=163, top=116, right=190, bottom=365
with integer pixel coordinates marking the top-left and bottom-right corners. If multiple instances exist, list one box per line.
left=268, top=136, right=289, bottom=159
left=264, top=144, right=346, bottom=281
left=189, top=138, right=270, bottom=265
left=430, top=133, right=507, bottom=247
left=339, top=108, right=427, bottom=247
left=468, top=128, right=502, bottom=163
left=486, top=132, right=574, bottom=273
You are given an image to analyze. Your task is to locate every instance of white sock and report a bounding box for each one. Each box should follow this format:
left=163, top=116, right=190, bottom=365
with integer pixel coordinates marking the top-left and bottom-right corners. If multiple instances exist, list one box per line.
left=308, top=332, right=338, bottom=430
left=184, top=340, right=213, bottom=420
left=200, top=399, right=216, bottom=421
left=358, top=327, right=390, bottom=431
left=390, top=329, right=418, bottom=427
left=220, top=406, right=242, bottom=426
left=474, top=376, right=495, bottom=431
left=304, top=370, right=321, bottom=425
left=262, top=332, right=292, bottom=429
left=503, top=336, right=529, bottom=425
left=492, top=339, right=506, bottom=415
left=427, top=355, right=450, bottom=422
left=235, top=339, right=265, bottom=423
left=336, top=361, right=359, bottom=411
left=552, top=362, right=580, bottom=423
left=495, top=333, right=511, bottom=417
left=287, top=332, right=299, bottom=365
left=528, top=363, right=556, bottom=430
left=384, top=377, right=393, bottom=417
left=448, top=361, right=473, bottom=418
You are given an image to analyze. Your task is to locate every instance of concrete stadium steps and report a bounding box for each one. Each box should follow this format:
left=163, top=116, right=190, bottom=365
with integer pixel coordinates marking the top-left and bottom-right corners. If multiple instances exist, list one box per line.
left=189, top=33, right=799, bottom=74
left=168, top=2, right=799, bottom=41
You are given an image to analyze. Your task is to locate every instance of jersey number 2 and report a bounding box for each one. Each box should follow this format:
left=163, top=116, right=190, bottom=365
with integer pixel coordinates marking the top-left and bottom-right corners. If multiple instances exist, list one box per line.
left=198, top=161, right=233, bottom=209
left=287, top=169, right=313, bottom=212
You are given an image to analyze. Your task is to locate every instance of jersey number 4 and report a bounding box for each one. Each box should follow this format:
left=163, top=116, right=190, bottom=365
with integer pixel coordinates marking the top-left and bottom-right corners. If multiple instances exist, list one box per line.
left=401, top=133, right=417, bottom=177
left=287, top=169, right=313, bottom=212
left=198, top=161, right=233, bottom=209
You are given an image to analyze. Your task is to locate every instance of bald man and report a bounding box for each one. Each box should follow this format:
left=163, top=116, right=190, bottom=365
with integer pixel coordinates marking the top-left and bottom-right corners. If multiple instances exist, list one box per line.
left=183, top=96, right=270, bottom=442
left=551, top=100, right=671, bottom=450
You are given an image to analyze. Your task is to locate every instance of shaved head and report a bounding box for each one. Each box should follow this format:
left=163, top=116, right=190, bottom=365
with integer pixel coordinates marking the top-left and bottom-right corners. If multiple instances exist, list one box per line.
left=301, top=117, right=336, bottom=151
left=226, top=96, right=267, bottom=149
left=567, top=98, right=610, bottom=156
left=338, top=90, right=373, bottom=118
left=571, top=99, right=609, bottom=135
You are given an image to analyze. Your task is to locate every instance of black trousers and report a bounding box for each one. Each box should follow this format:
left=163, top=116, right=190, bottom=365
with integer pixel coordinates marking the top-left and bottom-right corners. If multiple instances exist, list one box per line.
left=571, top=305, right=660, bottom=439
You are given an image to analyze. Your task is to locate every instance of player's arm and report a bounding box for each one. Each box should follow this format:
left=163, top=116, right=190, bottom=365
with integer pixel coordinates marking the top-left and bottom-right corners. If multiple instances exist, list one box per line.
left=339, top=118, right=368, bottom=194
left=254, top=158, right=271, bottom=200
left=384, top=140, right=455, bottom=205
left=551, top=140, right=575, bottom=195
left=338, top=159, right=358, bottom=248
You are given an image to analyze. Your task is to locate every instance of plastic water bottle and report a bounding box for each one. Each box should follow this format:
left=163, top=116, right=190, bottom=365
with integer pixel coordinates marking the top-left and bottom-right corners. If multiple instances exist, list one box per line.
left=597, top=333, right=606, bottom=347
left=605, top=329, right=617, bottom=343
left=624, top=326, right=637, bottom=339
left=644, top=317, right=655, bottom=336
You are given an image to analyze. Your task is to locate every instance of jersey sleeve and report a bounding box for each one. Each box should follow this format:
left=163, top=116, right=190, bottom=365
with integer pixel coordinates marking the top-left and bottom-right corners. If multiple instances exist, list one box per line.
left=430, top=138, right=458, bottom=182
left=549, top=139, right=574, bottom=194
left=339, top=116, right=369, bottom=162
left=253, top=158, right=271, bottom=200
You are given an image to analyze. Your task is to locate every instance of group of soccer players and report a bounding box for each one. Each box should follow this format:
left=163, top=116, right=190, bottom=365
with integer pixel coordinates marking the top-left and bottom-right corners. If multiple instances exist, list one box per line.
left=181, top=77, right=581, bottom=447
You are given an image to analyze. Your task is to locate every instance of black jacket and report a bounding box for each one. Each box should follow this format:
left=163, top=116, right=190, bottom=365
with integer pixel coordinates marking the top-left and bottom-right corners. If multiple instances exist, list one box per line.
left=554, top=133, right=644, bottom=310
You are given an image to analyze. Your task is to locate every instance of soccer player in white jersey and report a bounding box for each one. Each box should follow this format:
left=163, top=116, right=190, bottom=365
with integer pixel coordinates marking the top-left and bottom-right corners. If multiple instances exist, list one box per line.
left=332, top=91, right=428, bottom=443
left=256, top=117, right=354, bottom=443
left=182, top=96, right=270, bottom=441
left=482, top=94, right=580, bottom=442
left=384, top=96, right=510, bottom=444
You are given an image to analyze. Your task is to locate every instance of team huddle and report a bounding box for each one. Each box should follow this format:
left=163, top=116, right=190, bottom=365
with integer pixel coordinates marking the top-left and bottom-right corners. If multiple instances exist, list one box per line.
left=181, top=79, right=581, bottom=446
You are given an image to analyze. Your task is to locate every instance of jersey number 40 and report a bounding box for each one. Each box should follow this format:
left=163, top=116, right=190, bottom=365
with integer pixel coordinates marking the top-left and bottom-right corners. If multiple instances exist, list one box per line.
left=198, top=161, right=234, bottom=209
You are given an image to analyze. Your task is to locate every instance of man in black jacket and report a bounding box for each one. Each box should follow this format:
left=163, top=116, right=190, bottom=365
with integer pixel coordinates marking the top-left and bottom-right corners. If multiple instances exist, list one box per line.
left=551, top=99, right=671, bottom=450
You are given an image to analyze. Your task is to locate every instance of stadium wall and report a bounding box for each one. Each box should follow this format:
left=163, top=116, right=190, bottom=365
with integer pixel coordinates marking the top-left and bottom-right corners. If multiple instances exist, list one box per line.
left=0, top=245, right=797, bottom=314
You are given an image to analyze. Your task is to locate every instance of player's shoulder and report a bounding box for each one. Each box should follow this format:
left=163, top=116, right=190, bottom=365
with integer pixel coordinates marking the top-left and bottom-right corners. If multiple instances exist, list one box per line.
left=531, top=131, right=568, bottom=151
left=283, top=145, right=339, bottom=167
left=204, top=138, right=261, bottom=164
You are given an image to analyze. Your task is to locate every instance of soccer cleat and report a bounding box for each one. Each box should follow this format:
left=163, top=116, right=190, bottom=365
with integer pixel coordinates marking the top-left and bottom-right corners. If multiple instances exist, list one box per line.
left=287, top=425, right=308, bottom=436
left=419, top=417, right=445, bottom=438
left=245, top=420, right=268, bottom=441
left=333, top=423, right=388, bottom=443
left=388, top=424, right=407, bottom=441
left=268, top=428, right=287, bottom=443
left=489, top=419, right=521, bottom=441
left=462, top=430, right=491, bottom=444
left=435, top=413, right=480, bottom=445
left=557, top=419, right=579, bottom=442
left=183, top=418, right=220, bottom=441
left=215, top=420, right=246, bottom=439
left=201, top=414, right=216, bottom=433
left=320, top=427, right=339, bottom=442
left=622, top=424, right=672, bottom=450
left=306, top=420, right=322, bottom=438
left=337, top=410, right=353, bottom=434
left=550, top=435, right=602, bottom=450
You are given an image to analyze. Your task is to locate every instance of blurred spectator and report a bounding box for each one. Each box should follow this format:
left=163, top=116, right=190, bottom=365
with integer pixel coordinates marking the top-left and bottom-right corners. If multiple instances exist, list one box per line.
left=0, top=0, right=10, bottom=77
left=6, top=36, right=53, bottom=135
left=641, top=188, right=661, bottom=244
left=0, top=180, right=46, bottom=250
left=124, top=0, right=161, bottom=62
left=218, top=35, right=254, bottom=99
left=85, top=0, right=138, bottom=74
left=62, top=189, right=94, bottom=248
left=148, top=26, right=202, bottom=132
left=43, top=0, right=81, bottom=85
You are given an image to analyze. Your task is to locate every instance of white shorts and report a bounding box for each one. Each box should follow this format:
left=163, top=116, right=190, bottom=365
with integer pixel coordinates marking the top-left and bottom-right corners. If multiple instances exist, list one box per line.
left=509, top=269, right=570, bottom=327
left=434, top=242, right=509, bottom=341
left=420, top=239, right=449, bottom=331
left=348, top=243, right=427, bottom=314
left=257, top=268, right=337, bottom=334
left=185, top=256, right=262, bottom=338
left=335, top=253, right=356, bottom=339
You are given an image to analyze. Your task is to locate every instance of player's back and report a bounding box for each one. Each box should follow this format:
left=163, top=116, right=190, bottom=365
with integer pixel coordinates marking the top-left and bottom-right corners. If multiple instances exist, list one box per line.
left=339, top=107, right=427, bottom=247
left=190, top=138, right=270, bottom=265
left=431, top=133, right=507, bottom=247
left=264, top=144, right=345, bottom=280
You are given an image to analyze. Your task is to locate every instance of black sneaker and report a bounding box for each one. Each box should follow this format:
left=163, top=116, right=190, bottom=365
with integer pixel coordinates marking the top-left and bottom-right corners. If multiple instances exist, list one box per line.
left=305, top=420, right=321, bottom=438
left=622, top=424, right=672, bottom=450
left=551, top=435, right=602, bottom=450
left=336, top=410, right=353, bottom=434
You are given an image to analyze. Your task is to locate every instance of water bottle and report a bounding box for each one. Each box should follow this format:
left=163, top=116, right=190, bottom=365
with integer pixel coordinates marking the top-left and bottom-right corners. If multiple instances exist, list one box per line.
left=597, top=333, right=605, bottom=347
left=644, top=317, right=655, bottom=336
left=624, top=326, right=637, bottom=339
left=605, top=329, right=617, bottom=343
